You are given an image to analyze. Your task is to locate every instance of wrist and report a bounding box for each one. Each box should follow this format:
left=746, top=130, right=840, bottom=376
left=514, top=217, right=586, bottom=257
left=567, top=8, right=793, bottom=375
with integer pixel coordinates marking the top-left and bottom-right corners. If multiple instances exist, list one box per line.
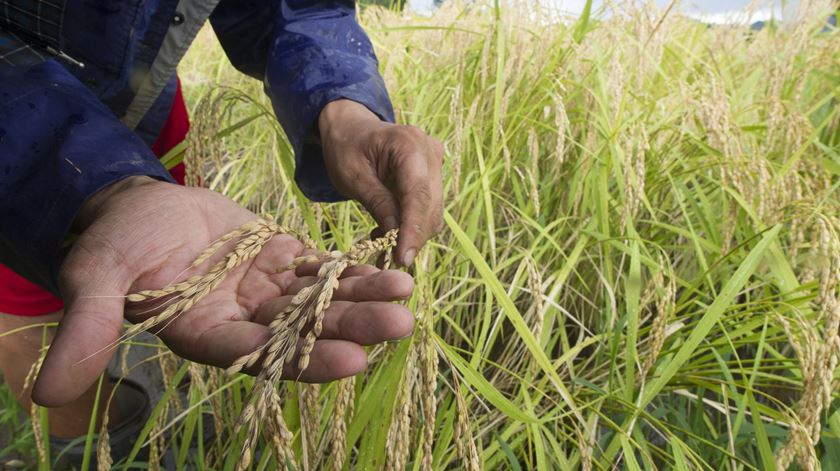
left=72, top=176, right=158, bottom=233
left=318, top=99, right=383, bottom=143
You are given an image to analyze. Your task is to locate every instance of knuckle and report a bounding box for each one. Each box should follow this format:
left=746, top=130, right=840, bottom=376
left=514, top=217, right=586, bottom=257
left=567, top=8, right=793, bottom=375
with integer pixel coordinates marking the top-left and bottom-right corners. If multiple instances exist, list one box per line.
left=408, top=222, right=424, bottom=236
left=405, top=182, right=432, bottom=209
left=411, top=184, right=433, bottom=204
left=365, top=191, right=392, bottom=214
left=403, top=125, right=427, bottom=140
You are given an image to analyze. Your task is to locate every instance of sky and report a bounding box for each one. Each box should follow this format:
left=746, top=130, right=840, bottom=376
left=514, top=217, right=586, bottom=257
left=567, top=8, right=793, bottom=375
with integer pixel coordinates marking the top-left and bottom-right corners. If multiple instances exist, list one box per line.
left=409, top=0, right=799, bottom=23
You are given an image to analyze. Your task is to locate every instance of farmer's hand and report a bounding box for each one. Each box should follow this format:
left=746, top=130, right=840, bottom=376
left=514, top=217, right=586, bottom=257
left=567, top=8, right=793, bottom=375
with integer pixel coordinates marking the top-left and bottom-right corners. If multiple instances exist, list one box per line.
left=319, top=99, right=444, bottom=267
left=32, top=177, right=414, bottom=407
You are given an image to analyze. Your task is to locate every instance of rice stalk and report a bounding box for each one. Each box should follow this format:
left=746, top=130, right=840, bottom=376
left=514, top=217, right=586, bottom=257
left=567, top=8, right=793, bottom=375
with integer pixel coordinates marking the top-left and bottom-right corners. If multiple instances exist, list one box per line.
left=23, top=353, right=47, bottom=466
left=452, top=378, right=480, bottom=471
left=330, top=377, right=355, bottom=471
left=417, top=293, right=438, bottom=471
left=96, top=413, right=112, bottom=471
left=385, top=342, right=415, bottom=471
left=776, top=216, right=840, bottom=470
left=300, top=383, right=322, bottom=469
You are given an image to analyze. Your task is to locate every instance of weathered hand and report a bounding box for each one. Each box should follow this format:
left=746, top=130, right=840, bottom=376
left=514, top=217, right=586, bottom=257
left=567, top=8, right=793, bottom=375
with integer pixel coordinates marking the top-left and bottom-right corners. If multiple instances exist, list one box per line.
left=319, top=99, right=444, bottom=267
left=32, top=177, right=414, bottom=407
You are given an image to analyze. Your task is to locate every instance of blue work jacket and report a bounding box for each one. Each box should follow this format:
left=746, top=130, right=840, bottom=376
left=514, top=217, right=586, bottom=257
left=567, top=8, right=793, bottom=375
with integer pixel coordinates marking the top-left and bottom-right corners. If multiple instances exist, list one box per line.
left=0, top=0, right=395, bottom=293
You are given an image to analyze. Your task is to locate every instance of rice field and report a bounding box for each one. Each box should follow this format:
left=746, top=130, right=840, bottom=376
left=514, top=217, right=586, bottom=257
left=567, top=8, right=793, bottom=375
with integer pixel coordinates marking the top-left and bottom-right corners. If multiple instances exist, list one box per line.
left=2, top=1, right=840, bottom=469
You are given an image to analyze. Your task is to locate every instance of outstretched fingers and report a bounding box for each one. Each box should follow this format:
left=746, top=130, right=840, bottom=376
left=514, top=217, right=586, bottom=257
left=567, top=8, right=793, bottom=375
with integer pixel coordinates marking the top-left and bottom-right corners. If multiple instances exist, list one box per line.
left=190, top=319, right=375, bottom=382
left=283, top=269, right=414, bottom=302
left=281, top=339, right=369, bottom=383
left=294, top=262, right=378, bottom=278
left=186, top=322, right=369, bottom=383
left=252, top=299, right=414, bottom=345
left=319, top=301, right=414, bottom=344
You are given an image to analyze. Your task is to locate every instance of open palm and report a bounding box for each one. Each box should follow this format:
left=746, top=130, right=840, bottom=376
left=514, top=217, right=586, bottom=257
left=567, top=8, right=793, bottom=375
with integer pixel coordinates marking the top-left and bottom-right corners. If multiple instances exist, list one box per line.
left=33, top=178, right=414, bottom=407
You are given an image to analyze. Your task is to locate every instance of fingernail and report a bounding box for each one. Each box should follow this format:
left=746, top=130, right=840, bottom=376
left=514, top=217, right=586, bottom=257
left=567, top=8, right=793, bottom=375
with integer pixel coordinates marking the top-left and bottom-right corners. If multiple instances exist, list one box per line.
left=402, top=249, right=416, bottom=267
left=384, top=216, right=398, bottom=230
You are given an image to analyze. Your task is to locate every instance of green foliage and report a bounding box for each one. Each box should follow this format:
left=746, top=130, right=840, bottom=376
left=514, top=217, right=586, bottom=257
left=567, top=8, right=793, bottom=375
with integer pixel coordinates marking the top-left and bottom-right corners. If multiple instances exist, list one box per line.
left=0, top=381, right=37, bottom=464
left=3, top=1, right=840, bottom=470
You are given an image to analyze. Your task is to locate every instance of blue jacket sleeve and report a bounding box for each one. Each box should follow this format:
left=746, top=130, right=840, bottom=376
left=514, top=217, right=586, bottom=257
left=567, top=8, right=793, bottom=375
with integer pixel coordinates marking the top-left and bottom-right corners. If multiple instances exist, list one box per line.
left=0, top=60, right=175, bottom=294
left=211, top=0, right=396, bottom=202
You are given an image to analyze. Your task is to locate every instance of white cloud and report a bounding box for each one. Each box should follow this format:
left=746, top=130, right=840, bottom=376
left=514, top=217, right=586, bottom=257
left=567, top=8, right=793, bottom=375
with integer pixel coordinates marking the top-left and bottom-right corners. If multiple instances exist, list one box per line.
left=683, top=6, right=784, bottom=24
left=409, top=0, right=435, bottom=15
left=410, top=0, right=800, bottom=24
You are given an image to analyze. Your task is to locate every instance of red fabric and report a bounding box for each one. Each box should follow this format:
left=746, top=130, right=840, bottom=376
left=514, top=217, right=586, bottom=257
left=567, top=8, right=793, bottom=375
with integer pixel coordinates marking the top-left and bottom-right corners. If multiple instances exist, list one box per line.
left=0, top=78, right=190, bottom=316
left=152, top=78, right=189, bottom=185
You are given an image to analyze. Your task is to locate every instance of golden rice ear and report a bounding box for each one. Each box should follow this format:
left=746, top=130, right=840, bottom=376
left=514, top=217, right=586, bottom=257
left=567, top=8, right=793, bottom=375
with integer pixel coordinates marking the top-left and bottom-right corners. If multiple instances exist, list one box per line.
left=452, top=376, right=481, bottom=471
left=232, top=230, right=398, bottom=470
left=126, top=220, right=400, bottom=470
left=121, top=219, right=280, bottom=343
left=184, top=87, right=247, bottom=188
left=300, top=383, right=323, bottom=469
left=386, top=341, right=416, bottom=471
left=276, top=253, right=330, bottom=273
left=331, top=376, right=356, bottom=471
left=96, top=412, right=113, bottom=471
left=775, top=215, right=840, bottom=470
left=417, top=287, right=438, bottom=471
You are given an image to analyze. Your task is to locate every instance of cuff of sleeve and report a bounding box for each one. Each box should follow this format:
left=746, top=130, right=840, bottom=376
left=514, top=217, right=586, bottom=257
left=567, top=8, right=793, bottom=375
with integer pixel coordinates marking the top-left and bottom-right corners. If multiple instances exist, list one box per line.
left=2, top=156, right=173, bottom=296
left=265, top=58, right=395, bottom=202
left=0, top=61, right=175, bottom=294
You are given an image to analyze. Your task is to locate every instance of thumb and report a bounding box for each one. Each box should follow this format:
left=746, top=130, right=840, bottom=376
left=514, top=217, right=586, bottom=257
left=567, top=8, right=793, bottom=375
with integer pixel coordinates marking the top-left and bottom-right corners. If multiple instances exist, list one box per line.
left=354, top=171, right=401, bottom=232
left=31, top=258, right=130, bottom=407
